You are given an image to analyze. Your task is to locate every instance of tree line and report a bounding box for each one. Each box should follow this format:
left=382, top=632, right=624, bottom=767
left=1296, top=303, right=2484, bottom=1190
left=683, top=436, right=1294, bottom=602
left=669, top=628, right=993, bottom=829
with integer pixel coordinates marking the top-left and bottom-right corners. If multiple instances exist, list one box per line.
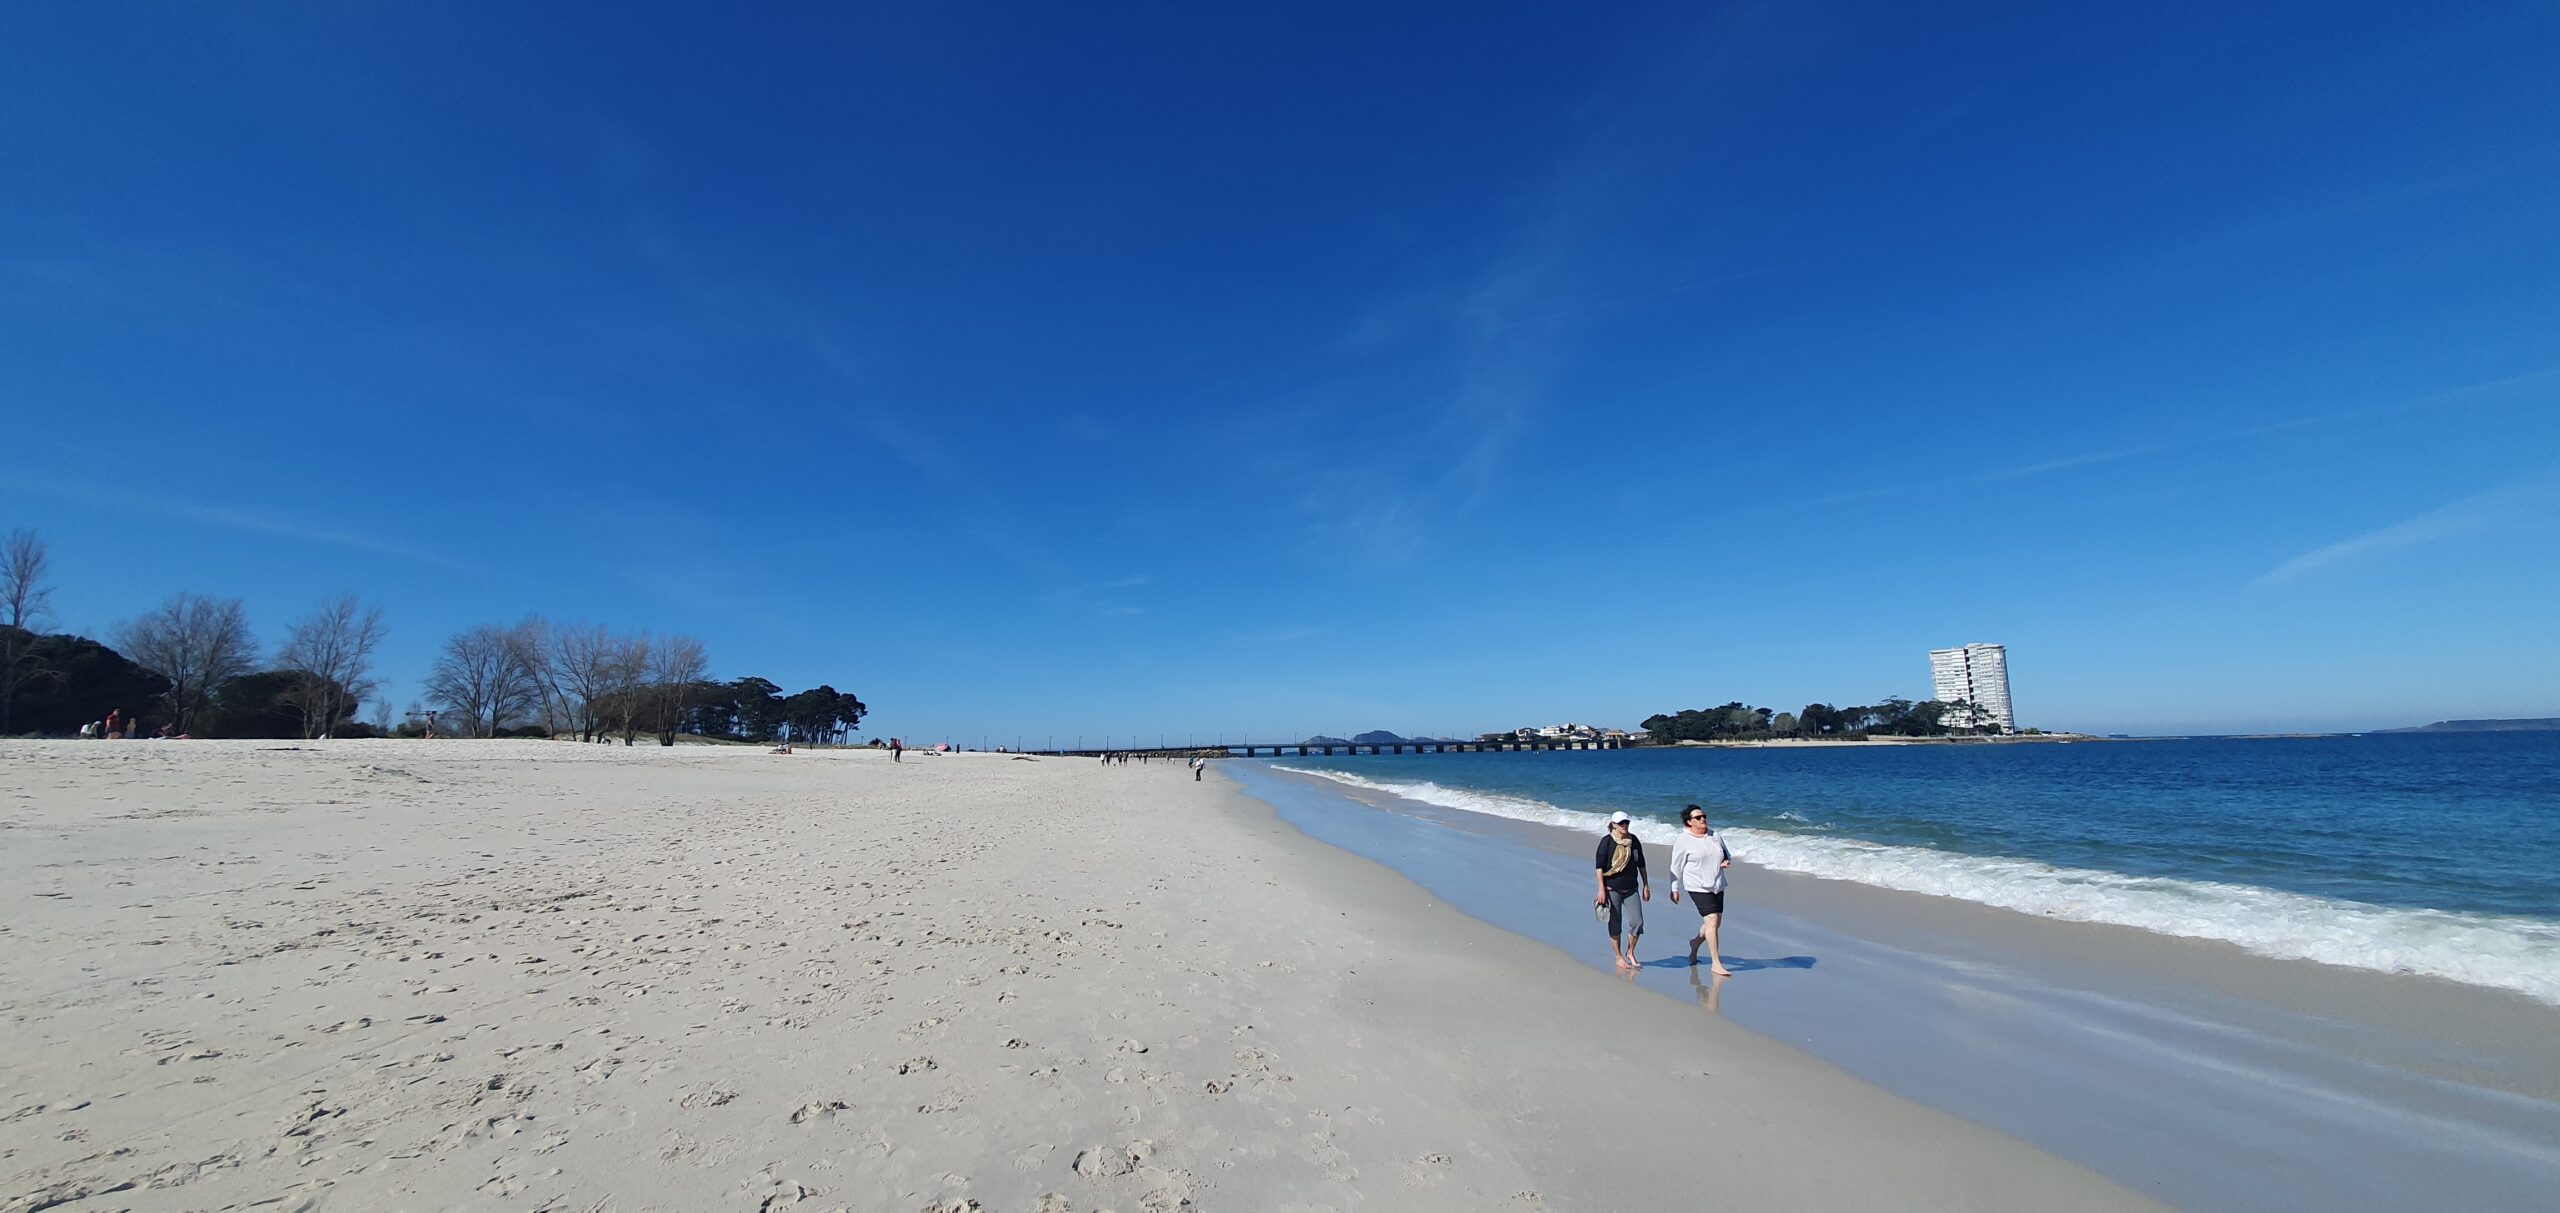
left=421, top=619, right=865, bottom=745
left=0, top=527, right=866, bottom=744
left=1640, top=696, right=2006, bottom=743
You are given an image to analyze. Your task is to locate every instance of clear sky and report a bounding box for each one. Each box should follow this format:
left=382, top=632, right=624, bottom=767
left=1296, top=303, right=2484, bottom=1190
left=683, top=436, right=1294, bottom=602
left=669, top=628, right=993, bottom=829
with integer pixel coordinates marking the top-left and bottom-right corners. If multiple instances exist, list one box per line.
left=5, top=2, right=2557, bottom=740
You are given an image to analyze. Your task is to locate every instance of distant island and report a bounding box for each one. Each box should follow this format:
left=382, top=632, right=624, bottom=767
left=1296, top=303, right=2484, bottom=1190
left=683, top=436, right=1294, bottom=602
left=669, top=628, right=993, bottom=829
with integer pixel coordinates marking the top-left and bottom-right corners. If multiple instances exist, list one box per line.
left=1303, top=731, right=1471, bottom=746
left=2378, top=718, right=2560, bottom=734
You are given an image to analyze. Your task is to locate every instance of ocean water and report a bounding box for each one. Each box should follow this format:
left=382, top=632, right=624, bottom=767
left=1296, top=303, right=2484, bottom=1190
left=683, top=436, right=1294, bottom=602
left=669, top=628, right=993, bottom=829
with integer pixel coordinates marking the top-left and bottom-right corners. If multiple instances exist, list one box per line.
left=1278, top=733, right=2560, bottom=1004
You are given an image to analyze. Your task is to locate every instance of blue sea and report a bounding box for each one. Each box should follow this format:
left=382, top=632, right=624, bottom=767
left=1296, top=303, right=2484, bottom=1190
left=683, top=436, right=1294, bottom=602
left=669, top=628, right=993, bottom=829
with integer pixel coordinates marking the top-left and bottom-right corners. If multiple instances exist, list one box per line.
left=1278, top=732, right=2560, bottom=1004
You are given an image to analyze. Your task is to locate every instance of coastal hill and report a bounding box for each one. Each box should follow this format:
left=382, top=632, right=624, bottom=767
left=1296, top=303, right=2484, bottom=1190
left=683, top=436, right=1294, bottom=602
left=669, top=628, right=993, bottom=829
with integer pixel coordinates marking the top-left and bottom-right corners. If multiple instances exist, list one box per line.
left=2378, top=717, right=2560, bottom=734
left=1299, top=731, right=1468, bottom=746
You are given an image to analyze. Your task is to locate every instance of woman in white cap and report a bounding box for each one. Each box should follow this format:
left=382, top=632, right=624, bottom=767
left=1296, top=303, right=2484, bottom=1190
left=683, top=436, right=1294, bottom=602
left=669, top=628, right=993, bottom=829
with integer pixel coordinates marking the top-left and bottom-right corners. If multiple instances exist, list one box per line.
left=1593, top=811, right=1651, bottom=969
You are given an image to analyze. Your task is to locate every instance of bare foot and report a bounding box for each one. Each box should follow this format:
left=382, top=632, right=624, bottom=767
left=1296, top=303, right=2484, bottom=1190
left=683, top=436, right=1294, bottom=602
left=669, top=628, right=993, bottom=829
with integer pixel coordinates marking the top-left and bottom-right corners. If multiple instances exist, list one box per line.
left=1710, top=966, right=1733, bottom=977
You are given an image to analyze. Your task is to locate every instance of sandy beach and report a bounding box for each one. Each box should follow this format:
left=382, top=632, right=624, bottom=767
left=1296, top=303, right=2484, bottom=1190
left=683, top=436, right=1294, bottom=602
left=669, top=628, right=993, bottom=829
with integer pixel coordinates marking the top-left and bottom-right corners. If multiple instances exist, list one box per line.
left=0, top=740, right=2161, bottom=1211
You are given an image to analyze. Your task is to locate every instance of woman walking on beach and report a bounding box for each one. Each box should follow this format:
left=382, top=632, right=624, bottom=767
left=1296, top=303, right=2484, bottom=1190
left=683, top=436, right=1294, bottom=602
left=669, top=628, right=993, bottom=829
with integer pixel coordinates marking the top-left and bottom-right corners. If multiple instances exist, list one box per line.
left=1594, top=811, right=1651, bottom=969
left=1668, top=804, right=1734, bottom=976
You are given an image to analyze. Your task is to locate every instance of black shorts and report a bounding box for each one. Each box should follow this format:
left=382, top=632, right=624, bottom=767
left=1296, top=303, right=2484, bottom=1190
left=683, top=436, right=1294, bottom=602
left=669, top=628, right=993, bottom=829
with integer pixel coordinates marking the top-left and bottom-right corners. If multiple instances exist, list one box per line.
left=1687, top=890, right=1725, bottom=917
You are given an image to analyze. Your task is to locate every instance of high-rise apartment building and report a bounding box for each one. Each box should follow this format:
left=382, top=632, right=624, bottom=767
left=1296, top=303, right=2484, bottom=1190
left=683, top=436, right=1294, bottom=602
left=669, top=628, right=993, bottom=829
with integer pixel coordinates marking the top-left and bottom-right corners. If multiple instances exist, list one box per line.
left=1928, top=643, right=2014, bottom=732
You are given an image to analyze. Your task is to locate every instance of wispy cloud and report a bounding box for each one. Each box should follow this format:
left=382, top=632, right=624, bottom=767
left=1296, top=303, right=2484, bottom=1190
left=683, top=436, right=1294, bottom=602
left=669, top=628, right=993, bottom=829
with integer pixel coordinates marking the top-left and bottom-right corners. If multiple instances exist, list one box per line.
left=1041, top=573, right=1150, bottom=603
left=620, top=208, right=1081, bottom=588
left=1808, top=363, right=2560, bottom=508
left=1272, top=155, right=1603, bottom=561
left=0, top=472, right=471, bottom=570
left=1482, top=267, right=1770, bottom=334
left=1261, top=17, right=1796, bottom=564
left=1038, top=573, right=1151, bottom=619
left=1220, top=624, right=1324, bottom=645
left=2253, top=467, right=2560, bottom=588
left=175, top=503, right=469, bottom=569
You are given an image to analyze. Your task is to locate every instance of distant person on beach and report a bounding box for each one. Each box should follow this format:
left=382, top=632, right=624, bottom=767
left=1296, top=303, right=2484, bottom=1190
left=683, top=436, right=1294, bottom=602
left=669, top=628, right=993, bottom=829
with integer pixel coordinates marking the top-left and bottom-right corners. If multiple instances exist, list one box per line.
left=105, top=708, right=121, bottom=739
left=1191, top=756, right=1204, bottom=781
left=1594, top=811, right=1651, bottom=969
left=890, top=737, right=903, bottom=763
left=1668, top=804, right=1734, bottom=976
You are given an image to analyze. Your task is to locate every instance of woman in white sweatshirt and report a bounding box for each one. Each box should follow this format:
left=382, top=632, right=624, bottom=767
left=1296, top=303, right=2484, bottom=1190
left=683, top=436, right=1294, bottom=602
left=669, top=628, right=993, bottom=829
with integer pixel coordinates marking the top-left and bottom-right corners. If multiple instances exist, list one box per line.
left=1667, top=804, right=1734, bottom=976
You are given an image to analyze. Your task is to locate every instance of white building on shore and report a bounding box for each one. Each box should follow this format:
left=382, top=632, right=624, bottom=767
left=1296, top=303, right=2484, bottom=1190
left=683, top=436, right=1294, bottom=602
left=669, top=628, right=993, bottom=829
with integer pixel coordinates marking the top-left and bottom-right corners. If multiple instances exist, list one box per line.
left=1929, top=643, right=2014, bottom=732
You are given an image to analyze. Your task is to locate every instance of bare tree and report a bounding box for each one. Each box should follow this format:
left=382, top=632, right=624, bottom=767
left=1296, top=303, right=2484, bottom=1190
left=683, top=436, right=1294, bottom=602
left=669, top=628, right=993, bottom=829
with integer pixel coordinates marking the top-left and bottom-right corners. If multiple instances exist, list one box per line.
left=504, top=616, right=561, bottom=738
left=425, top=624, right=542, bottom=738
left=607, top=632, right=652, bottom=745
left=546, top=622, right=616, bottom=742
left=649, top=634, right=710, bottom=746
left=112, top=593, right=257, bottom=734
left=2, top=528, right=56, bottom=733
left=276, top=594, right=387, bottom=739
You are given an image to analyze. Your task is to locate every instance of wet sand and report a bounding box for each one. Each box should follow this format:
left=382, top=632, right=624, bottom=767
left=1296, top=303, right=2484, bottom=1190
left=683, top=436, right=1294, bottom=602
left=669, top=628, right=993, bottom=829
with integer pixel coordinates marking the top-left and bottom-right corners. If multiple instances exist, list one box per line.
left=0, top=740, right=2159, bottom=1211
left=1230, top=763, right=2560, bottom=1213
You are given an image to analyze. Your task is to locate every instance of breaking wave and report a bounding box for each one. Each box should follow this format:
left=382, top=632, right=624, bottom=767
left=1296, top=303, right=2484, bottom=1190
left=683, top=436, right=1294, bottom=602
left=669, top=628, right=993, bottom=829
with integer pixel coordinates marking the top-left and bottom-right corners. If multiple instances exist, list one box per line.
left=1282, top=767, right=2560, bottom=1006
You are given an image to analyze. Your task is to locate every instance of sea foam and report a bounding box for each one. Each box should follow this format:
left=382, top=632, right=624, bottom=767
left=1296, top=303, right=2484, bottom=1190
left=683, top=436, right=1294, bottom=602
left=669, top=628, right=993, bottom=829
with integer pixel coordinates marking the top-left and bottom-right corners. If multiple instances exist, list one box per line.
left=1283, top=766, right=2560, bottom=1006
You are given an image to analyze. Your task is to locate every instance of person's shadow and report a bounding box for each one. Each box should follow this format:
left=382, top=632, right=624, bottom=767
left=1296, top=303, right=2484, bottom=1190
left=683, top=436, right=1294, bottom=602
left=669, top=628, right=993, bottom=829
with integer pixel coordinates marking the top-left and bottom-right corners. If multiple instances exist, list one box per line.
left=1649, top=954, right=1817, bottom=972
left=1722, top=955, right=1816, bottom=972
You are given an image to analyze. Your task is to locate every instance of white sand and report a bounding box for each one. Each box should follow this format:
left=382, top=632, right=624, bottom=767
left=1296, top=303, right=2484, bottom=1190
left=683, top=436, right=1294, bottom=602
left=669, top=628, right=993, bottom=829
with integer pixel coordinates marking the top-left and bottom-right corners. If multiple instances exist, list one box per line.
left=1, top=741, right=2162, bottom=1211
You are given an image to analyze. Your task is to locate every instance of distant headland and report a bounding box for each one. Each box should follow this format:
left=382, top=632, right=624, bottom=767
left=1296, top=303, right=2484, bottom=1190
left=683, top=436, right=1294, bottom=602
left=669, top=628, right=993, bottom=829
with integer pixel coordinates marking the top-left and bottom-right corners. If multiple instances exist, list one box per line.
left=2378, top=717, right=2560, bottom=734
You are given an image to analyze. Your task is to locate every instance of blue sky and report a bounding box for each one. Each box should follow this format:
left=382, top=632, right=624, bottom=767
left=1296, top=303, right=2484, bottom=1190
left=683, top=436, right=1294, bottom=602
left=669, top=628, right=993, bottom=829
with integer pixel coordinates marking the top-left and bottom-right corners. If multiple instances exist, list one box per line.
left=4, top=1, right=2557, bottom=740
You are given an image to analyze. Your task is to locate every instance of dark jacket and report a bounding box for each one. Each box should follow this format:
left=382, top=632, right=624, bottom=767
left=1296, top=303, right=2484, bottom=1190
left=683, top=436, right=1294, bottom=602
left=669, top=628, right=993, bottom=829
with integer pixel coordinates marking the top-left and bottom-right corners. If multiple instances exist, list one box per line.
left=1595, top=832, right=1648, bottom=893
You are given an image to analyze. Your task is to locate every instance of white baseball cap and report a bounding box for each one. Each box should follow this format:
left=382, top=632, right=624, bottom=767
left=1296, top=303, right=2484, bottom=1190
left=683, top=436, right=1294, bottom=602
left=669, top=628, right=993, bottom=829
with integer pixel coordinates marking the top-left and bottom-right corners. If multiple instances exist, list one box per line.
left=1608, top=811, right=1633, bottom=825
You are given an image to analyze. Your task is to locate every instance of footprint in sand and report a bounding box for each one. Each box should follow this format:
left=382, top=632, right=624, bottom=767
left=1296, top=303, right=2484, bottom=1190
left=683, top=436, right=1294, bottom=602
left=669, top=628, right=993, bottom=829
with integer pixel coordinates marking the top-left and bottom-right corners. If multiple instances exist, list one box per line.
left=788, top=1100, right=847, bottom=1124
left=1071, top=1139, right=1154, bottom=1179
left=752, top=1180, right=818, bottom=1210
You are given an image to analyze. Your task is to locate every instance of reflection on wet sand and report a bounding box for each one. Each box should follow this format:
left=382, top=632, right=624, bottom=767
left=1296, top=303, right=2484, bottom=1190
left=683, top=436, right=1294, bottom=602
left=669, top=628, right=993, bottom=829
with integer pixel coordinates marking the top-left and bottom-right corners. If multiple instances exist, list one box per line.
left=1691, top=967, right=1727, bottom=1014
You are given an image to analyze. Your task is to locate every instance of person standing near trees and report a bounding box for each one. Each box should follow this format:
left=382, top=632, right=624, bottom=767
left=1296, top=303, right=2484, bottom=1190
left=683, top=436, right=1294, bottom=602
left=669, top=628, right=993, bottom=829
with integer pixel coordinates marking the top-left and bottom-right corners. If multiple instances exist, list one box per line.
left=1668, top=804, right=1735, bottom=976
left=1593, top=811, right=1651, bottom=969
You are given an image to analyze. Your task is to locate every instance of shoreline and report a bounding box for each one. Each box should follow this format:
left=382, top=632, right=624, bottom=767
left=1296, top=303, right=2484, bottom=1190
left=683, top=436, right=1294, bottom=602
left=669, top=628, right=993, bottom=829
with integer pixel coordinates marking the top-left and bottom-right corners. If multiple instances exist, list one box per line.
left=0, top=740, right=2160, bottom=1211
left=1230, top=761, right=2560, bottom=1213
left=1660, top=733, right=2121, bottom=747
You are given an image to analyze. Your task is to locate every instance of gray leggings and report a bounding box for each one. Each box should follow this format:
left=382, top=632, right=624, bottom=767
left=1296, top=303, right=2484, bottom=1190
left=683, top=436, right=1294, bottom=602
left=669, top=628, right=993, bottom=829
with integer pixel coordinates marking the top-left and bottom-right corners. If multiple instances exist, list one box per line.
left=1605, top=887, right=1644, bottom=939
